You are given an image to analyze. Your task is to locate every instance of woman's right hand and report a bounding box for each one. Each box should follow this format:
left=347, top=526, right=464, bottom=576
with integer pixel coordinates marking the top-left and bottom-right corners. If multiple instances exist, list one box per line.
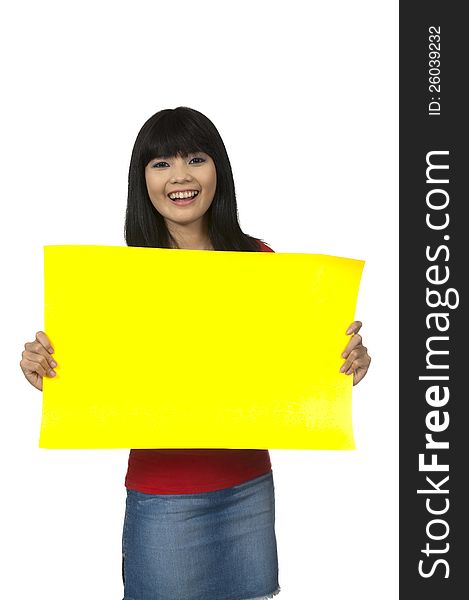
left=20, top=331, right=57, bottom=391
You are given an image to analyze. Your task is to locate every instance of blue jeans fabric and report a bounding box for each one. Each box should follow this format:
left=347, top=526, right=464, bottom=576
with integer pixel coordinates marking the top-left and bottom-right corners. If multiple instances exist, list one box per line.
left=122, top=470, right=280, bottom=600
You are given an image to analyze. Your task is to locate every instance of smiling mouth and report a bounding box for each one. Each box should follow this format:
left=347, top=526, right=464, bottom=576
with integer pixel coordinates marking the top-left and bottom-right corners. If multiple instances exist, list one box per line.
left=168, top=190, right=200, bottom=200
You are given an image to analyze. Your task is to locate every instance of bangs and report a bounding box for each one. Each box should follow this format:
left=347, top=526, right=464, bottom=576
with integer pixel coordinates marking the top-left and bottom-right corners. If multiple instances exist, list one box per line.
left=141, top=109, right=212, bottom=166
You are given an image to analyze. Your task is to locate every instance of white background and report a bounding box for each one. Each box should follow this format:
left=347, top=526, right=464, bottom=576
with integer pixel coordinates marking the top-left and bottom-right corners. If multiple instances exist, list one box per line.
left=1, top=1, right=398, bottom=598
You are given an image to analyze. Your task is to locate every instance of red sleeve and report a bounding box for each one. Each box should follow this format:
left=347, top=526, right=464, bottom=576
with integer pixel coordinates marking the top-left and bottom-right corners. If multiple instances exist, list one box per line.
left=257, top=240, right=275, bottom=252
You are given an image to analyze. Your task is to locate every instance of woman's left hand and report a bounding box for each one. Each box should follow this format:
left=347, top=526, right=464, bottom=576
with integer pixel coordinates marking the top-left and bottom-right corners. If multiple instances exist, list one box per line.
left=340, top=321, right=371, bottom=386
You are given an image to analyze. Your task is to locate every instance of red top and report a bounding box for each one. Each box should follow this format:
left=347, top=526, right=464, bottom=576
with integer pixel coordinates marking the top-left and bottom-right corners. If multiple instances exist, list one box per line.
left=125, top=239, right=275, bottom=494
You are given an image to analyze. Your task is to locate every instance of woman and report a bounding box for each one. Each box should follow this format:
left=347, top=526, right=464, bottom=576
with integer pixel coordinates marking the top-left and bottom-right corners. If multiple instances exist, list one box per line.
left=20, top=106, right=371, bottom=600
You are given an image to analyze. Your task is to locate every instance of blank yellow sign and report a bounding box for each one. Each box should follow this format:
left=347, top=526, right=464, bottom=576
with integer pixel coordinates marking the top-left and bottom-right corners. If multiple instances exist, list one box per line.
left=41, top=245, right=364, bottom=449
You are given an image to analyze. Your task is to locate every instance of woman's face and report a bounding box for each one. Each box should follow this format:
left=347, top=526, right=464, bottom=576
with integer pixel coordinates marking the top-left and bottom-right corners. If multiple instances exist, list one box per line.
left=145, top=151, right=217, bottom=230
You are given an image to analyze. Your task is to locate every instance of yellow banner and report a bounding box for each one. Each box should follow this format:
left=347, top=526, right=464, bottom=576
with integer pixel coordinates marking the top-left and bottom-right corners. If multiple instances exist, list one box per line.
left=41, top=245, right=364, bottom=449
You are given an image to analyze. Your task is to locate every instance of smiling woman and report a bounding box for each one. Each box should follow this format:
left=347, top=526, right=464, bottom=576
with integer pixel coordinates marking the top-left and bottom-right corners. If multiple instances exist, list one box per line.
left=120, top=106, right=281, bottom=600
left=144, top=151, right=217, bottom=248
left=19, top=105, right=370, bottom=600
left=124, top=106, right=265, bottom=252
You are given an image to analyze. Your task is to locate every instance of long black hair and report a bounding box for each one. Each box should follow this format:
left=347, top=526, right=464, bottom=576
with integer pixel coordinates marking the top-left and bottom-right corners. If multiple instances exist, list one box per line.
left=124, top=106, right=266, bottom=251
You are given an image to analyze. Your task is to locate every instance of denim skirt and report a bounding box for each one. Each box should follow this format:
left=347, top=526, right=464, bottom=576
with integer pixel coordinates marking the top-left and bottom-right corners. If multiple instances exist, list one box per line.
left=122, top=470, right=280, bottom=600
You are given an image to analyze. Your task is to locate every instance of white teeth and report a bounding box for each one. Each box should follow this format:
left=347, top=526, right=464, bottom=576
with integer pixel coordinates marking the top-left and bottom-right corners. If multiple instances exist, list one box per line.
left=169, top=190, right=199, bottom=199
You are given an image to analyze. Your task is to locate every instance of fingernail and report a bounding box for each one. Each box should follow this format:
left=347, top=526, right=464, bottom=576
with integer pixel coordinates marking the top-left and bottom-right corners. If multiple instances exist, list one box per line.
left=346, top=328, right=352, bottom=334
left=49, top=347, right=54, bottom=353
left=340, top=366, right=345, bottom=373
left=341, top=352, right=347, bottom=358
left=51, top=361, right=57, bottom=368
left=49, top=370, right=56, bottom=377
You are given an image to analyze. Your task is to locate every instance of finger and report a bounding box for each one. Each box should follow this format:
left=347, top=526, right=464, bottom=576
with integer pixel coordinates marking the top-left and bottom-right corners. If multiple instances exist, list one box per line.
left=342, top=334, right=363, bottom=357
left=340, top=348, right=363, bottom=373
left=345, top=321, right=362, bottom=335
left=21, top=349, right=57, bottom=375
left=20, top=356, right=53, bottom=379
left=35, top=331, right=54, bottom=354
left=23, top=342, right=57, bottom=368
left=24, top=342, right=57, bottom=369
left=345, top=351, right=370, bottom=374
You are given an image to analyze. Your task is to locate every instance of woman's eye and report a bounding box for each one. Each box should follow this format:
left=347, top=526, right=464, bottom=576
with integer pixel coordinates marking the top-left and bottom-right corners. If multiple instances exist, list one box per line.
left=151, top=156, right=205, bottom=168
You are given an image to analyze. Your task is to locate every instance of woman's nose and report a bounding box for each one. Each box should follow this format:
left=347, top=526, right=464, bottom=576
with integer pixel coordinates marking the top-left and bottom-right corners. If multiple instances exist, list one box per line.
left=170, top=160, right=193, bottom=182
left=171, top=172, right=192, bottom=182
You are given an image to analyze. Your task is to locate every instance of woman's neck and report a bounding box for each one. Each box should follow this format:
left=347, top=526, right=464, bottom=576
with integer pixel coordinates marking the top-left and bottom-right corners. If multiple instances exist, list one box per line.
left=167, top=219, right=213, bottom=250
